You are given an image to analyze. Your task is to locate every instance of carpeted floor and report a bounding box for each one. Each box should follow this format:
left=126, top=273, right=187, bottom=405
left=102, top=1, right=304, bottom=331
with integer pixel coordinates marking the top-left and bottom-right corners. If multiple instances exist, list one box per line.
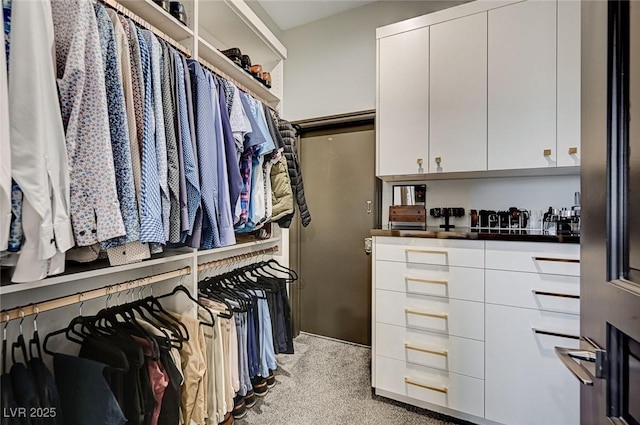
left=240, top=333, right=473, bottom=425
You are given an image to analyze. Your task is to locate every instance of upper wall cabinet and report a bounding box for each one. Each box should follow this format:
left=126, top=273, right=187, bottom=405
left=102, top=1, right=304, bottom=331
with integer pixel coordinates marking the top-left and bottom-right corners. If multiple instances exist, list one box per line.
left=429, top=12, right=487, bottom=173
left=376, top=0, right=581, bottom=179
left=487, top=1, right=557, bottom=171
left=557, top=0, right=581, bottom=167
left=377, top=27, right=430, bottom=177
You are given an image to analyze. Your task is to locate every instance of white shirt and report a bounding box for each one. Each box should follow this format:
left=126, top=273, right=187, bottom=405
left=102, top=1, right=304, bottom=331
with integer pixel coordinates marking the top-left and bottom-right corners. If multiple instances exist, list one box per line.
left=9, top=0, right=74, bottom=282
left=0, top=11, right=11, bottom=251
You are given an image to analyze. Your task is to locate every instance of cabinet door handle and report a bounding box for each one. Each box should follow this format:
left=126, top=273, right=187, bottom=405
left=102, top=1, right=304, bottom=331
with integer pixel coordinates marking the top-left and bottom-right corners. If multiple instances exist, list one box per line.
left=568, top=147, right=578, bottom=155
left=531, top=290, right=580, bottom=299
left=404, top=377, right=448, bottom=394
left=406, top=248, right=448, bottom=255
left=544, top=149, right=552, bottom=156
left=532, top=327, right=580, bottom=340
left=533, top=256, right=580, bottom=264
left=555, top=346, right=594, bottom=386
left=404, top=343, right=448, bottom=357
left=405, top=308, right=448, bottom=320
left=405, top=276, right=448, bottom=285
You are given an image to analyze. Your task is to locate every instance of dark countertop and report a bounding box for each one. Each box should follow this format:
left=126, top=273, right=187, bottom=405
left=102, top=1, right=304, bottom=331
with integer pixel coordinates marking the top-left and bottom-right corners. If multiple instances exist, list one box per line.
left=371, top=227, right=580, bottom=244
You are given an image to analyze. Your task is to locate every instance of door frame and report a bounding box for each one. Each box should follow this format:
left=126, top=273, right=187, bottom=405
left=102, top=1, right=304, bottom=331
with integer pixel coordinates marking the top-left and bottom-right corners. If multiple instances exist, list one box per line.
left=288, top=110, right=380, bottom=339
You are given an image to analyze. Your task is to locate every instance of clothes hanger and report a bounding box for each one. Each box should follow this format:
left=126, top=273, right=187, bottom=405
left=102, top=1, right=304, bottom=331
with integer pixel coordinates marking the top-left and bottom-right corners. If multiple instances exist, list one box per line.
left=27, top=306, right=42, bottom=360
left=3, top=313, right=9, bottom=375
left=155, top=284, right=216, bottom=327
left=11, top=311, right=29, bottom=365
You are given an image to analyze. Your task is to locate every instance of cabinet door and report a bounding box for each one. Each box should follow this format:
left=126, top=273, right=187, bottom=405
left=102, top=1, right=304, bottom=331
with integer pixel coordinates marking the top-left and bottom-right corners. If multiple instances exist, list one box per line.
left=557, top=0, right=581, bottom=167
left=488, top=1, right=557, bottom=170
left=485, top=304, right=580, bottom=425
left=430, top=12, right=487, bottom=173
left=377, top=27, right=429, bottom=176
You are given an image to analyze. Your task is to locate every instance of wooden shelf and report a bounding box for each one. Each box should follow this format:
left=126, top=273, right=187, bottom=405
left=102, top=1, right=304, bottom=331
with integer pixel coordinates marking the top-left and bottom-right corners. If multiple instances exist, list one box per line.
left=117, top=0, right=194, bottom=43
left=198, top=37, right=281, bottom=105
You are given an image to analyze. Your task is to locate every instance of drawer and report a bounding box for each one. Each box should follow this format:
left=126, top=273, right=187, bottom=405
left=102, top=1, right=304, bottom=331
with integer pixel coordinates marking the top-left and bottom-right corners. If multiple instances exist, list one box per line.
left=486, top=269, right=580, bottom=314
left=376, top=322, right=484, bottom=379
left=375, top=237, right=484, bottom=268
left=376, top=289, right=484, bottom=340
left=485, top=304, right=580, bottom=425
left=375, top=355, right=484, bottom=418
left=486, top=241, right=580, bottom=276
left=375, top=260, right=484, bottom=302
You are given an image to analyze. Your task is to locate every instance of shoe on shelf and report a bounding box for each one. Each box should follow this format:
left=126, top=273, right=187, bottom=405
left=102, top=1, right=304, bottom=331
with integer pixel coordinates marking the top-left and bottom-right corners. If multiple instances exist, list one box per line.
left=243, top=389, right=257, bottom=408
left=241, top=54, right=252, bottom=73
left=250, top=64, right=262, bottom=79
left=251, top=376, right=269, bottom=397
left=169, top=1, right=187, bottom=25
left=221, top=48, right=243, bottom=67
left=152, top=0, right=170, bottom=12
left=232, top=395, right=247, bottom=420
left=261, top=72, right=272, bottom=89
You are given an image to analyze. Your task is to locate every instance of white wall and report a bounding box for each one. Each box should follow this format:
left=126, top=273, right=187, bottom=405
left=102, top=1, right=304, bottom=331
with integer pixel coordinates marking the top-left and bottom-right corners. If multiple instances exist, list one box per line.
left=280, top=0, right=467, bottom=121
left=381, top=174, right=582, bottom=229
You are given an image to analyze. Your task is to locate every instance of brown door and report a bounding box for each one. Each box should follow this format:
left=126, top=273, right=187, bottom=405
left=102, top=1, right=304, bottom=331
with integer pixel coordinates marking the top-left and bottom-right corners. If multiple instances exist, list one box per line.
left=562, top=2, right=640, bottom=424
left=297, top=126, right=376, bottom=345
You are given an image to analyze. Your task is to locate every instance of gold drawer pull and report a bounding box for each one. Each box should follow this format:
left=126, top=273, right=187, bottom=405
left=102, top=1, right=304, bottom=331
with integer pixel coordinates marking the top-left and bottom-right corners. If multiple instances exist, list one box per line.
left=405, top=308, right=448, bottom=320
left=533, top=256, right=580, bottom=264
left=568, top=147, right=578, bottom=155
left=405, top=276, right=448, bottom=285
left=532, top=327, right=580, bottom=340
left=405, top=248, right=448, bottom=255
left=404, top=377, right=448, bottom=394
left=404, top=343, right=448, bottom=357
left=532, top=289, right=580, bottom=299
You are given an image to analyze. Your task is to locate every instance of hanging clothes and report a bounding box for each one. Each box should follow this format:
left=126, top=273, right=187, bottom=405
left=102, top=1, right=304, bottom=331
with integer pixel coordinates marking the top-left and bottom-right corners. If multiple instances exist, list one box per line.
left=51, top=0, right=125, bottom=246
left=0, top=3, right=10, bottom=252
left=187, top=60, right=220, bottom=251
left=9, top=0, right=73, bottom=282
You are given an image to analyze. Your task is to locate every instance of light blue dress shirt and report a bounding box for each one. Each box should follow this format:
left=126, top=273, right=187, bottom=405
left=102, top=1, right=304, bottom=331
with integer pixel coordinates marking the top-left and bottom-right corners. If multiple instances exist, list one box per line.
left=137, top=30, right=164, bottom=244
left=174, top=51, right=200, bottom=240
left=187, top=60, right=220, bottom=250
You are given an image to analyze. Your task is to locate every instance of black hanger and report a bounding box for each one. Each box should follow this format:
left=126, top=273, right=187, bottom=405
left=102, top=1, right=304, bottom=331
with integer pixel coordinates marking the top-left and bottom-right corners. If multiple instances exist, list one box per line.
left=2, top=313, right=9, bottom=374
left=11, top=314, right=29, bottom=365
left=28, top=308, right=42, bottom=360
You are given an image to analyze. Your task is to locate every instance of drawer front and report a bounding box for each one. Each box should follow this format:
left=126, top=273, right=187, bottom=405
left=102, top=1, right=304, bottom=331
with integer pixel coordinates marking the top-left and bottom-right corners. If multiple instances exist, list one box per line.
left=486, top=269, right=580, bottom=314
left=376, top=322, right=484, bottom=379
left=376, top=289, right=485, bottom=340
left=375, top=355, right=484, bottom=418
left=485, top=241, right=580, bottom=276
left=376, top=260, right=485, bottom=302
left=485, top=304, right=580, bottom=425
left=375, top=237, right=484, bottom=268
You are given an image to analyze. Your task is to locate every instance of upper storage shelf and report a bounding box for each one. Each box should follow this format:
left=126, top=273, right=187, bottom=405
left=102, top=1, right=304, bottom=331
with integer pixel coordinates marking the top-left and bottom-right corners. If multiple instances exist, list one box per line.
left=114, top=0, right=286, bottom=106
left=117, top=0, right=194, bottom=43
left=199, top=0, right=287, bottom=70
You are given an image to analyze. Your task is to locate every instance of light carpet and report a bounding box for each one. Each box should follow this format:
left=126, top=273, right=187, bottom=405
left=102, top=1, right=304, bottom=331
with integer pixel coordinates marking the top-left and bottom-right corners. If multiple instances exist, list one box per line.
left=240, top=333, right=474, bottom=425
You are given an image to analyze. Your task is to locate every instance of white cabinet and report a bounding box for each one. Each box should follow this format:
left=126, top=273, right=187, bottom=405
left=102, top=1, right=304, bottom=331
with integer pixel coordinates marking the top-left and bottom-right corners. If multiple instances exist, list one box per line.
left=557, top=0, right=582, bottom=166
left=377, top=27, right=429, bottom=176
left=485, top=304, right=580, bottom=425
left=373, top=236, right=581, bottom=424
left=487, top=0, right=557, bottom=170
left=429, top=12, right=487, bottom=173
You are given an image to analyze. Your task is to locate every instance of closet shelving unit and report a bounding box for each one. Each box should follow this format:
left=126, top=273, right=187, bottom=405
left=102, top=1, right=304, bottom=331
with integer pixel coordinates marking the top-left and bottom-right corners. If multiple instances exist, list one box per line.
left=1, top=0, right=289, bottom=350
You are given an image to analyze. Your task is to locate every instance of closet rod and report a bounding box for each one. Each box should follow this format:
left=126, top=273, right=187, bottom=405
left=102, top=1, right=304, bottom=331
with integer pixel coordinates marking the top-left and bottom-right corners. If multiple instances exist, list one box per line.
left=0, top=266, right=192, bottom=323
left=197, top=246, right=279, bottom=272
left=99, top=0, right=192, bottom=58
left=199, top=58, right=276, bottom=112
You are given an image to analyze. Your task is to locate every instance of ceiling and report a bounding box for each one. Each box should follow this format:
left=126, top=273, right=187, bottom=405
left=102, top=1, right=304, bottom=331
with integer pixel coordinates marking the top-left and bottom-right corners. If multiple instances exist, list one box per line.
left=257, top=0, right=377, bottom=31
